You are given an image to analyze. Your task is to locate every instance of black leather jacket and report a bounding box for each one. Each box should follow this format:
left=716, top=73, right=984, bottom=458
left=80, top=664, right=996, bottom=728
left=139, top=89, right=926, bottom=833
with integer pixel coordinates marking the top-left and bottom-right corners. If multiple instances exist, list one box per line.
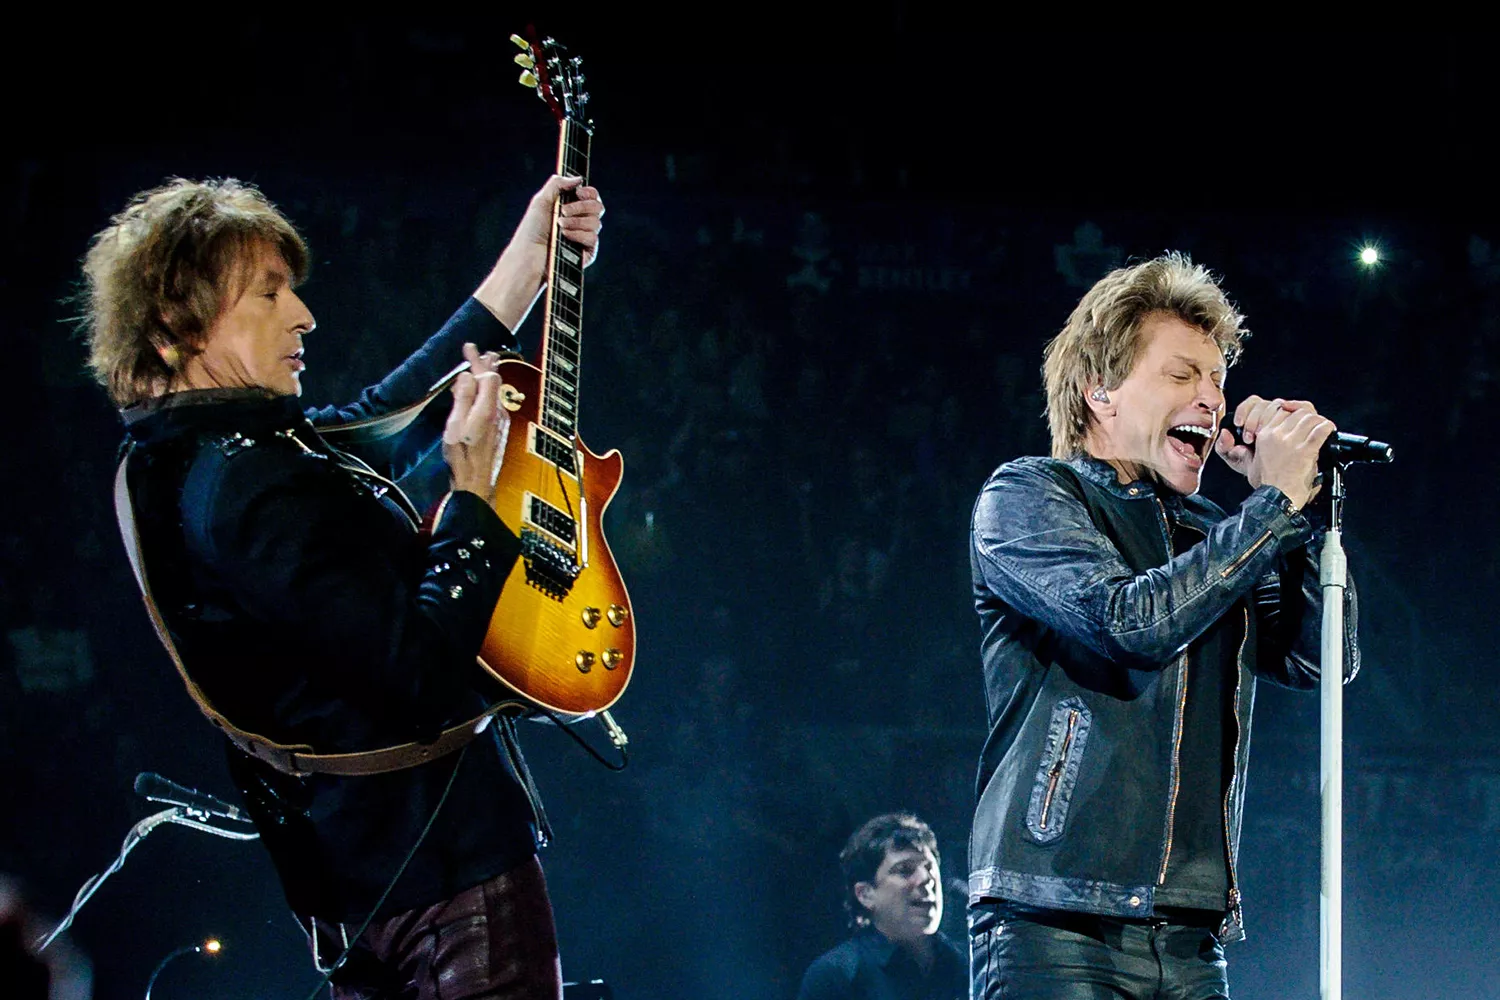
left=966, top=454, right=1359, bottom=941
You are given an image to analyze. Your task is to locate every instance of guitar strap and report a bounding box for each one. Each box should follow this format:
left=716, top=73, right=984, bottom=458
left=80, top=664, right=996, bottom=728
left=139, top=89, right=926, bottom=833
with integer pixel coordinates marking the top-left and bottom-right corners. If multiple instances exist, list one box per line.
left=111, top=365, right=520, bottom=778
left=317, top=360, right=468, bottom=447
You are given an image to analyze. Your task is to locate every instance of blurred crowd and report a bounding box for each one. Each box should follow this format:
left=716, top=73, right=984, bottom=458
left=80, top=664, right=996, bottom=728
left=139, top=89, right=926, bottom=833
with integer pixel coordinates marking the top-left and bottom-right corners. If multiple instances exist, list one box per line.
left=4, top=164, right=1499, bottom=997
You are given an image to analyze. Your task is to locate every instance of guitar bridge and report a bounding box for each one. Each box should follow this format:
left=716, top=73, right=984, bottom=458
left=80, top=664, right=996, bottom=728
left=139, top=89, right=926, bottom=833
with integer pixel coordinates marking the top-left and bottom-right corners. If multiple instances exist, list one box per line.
left=520, top=527, right=580, bottom=598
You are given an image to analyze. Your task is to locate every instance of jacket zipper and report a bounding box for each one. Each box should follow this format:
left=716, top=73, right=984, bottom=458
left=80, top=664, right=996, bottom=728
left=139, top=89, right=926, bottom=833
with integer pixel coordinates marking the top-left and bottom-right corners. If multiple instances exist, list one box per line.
left=1157, top=653, right=1189, bottom=884
left=1154, top=497, right=1188, bottom=885
left=1221, top=606, right=1250, bottom=932
left=1220, top=530, right=1273, bottom=579
left=1039, top=709, right=1080, bottom=830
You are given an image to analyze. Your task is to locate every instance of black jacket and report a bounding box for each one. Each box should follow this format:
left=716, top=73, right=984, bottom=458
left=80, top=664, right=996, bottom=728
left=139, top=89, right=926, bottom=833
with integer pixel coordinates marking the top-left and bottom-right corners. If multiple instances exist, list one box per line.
left=967, top=455, right=1360, bottom=941
left=122, top=299, right=540, bottom=922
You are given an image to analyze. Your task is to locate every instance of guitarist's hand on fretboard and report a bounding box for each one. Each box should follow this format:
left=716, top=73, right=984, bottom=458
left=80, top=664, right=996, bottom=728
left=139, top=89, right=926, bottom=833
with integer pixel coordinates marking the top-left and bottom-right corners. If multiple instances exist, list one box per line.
left=473, top=176, right=604, bottom=329
left=556, top=178, right=604, bottom=267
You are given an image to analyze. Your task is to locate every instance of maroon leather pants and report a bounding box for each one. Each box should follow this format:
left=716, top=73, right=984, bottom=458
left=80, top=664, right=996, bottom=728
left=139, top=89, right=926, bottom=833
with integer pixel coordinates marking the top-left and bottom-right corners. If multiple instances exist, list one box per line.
left=305, top=856, right=562, bottom=1000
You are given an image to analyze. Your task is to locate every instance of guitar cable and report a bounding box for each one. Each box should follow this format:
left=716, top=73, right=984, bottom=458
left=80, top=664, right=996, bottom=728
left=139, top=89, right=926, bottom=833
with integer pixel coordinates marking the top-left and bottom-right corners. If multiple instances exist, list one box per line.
left=293, top=703, right=622, bottom=997
left=296, top=742, right=471, bottom=1000
left=555, top=442, right=578, bottom=521
left=538, top=707, right=630, bottom=772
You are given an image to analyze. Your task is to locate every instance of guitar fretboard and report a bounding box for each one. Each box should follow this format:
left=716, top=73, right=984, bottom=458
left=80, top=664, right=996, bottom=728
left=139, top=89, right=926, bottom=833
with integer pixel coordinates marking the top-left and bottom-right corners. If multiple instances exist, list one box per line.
left=539, top=118, right=593, bottom=446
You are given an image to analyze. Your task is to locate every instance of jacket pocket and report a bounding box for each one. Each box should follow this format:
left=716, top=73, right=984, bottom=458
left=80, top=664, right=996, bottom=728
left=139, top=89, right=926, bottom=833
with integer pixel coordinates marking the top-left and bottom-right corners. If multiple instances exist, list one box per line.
left=1025, top=696, right=1092, bottom=844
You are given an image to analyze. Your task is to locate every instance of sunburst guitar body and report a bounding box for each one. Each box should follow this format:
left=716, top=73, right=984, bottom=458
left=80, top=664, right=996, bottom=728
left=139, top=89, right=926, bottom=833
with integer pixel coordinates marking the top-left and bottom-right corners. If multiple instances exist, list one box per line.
left=479, top=358, right=633, bottom=715
left=476, top=32, right=634, bottom=716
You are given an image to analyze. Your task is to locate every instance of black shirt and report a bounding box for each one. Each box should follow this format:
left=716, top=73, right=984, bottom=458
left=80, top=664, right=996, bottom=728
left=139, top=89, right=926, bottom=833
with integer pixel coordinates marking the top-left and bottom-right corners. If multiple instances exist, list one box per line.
left=796, top=929, right=967, bottom=1000
left=1152, top=502, right=1233, bottom=914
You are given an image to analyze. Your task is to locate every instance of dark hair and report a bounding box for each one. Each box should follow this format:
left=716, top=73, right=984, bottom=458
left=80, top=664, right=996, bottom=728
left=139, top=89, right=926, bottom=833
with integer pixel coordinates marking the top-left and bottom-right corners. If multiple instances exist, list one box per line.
left=838, top=813, right=939, bottom=928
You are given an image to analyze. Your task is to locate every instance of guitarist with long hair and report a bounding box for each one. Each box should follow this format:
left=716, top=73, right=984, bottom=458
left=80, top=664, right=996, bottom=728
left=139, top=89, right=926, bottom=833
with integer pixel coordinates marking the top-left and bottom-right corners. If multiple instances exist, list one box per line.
left=82, top=171, right=602, bottom=998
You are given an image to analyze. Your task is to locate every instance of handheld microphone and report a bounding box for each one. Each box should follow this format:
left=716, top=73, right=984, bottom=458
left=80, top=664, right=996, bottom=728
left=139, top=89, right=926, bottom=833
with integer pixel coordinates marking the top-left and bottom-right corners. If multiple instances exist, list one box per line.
left=134, top=772, right=249, bottom=823
left=1320, top=432, right=1394, bottom=465
left=1222, top=425, right=1393, bottom=466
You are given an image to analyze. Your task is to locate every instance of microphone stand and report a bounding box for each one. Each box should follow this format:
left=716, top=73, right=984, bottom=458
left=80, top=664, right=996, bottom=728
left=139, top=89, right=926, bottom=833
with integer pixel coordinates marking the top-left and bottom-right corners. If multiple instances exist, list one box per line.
left=144, top=941, right=212, bottom=1000
left=1318, top=464, right=1349, bottom=1000
left=33, top=807, right=258, bottom=953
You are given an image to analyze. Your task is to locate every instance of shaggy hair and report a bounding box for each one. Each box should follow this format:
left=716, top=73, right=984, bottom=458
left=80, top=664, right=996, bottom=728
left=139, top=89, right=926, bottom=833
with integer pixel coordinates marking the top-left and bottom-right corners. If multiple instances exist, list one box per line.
left=839, top=812, right=939, bottom=929
left=1042, top=252, right=1249, bottom=458
left=80, top=177, right=309, bottom=407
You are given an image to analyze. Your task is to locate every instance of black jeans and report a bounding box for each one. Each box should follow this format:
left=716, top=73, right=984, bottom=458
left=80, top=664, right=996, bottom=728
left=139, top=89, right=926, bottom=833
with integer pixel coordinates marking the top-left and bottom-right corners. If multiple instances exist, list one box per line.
left=969, top=903, right=1229, bottom=1000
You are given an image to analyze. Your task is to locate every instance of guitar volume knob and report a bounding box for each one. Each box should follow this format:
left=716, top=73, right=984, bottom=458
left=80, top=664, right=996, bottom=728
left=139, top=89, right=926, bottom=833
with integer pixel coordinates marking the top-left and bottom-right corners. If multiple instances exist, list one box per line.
left=601, top=648, right=624, bottom=670
left=575, top=651, right=595, bottom=673
left=581, top=607, right=602, bottom=629
left=606, top=604, right=629, bottom=627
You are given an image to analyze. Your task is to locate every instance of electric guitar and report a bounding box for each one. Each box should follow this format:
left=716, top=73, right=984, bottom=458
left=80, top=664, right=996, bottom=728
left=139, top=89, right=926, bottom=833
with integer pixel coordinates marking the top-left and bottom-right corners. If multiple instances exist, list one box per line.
left=477, top=33, right=635, bottom=716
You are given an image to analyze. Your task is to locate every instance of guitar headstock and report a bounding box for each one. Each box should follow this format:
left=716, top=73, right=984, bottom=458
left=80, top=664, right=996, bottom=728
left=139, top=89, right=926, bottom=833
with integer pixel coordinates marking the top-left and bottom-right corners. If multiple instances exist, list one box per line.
left=510, top=31, right=590, bottom=125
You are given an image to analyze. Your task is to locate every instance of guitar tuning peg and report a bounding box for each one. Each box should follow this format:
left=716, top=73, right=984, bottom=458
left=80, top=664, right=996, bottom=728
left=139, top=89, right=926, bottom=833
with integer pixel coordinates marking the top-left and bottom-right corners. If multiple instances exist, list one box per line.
left=519, top=70, right=538, bottom=89
left=514, top=52, right=535, bottom=69
left=509, top=34, right=529, bottom=49
left=575, top=72, right=585, bottom=85
left=570, top=56, right=582, bottom=66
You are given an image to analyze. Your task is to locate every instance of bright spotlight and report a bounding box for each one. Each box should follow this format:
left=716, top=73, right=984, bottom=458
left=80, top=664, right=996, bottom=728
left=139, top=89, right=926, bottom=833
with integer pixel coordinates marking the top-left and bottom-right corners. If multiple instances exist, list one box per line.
left=1359, top=246, right=1380, bottom=266
left=203, top=938, right=222, bottom=955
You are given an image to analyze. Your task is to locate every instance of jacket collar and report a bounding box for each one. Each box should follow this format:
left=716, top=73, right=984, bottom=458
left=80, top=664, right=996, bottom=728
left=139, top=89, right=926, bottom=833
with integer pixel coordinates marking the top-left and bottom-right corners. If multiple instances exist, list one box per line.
left=856, top=925, right=901, bottom=967
left=1066, top=454, right=1198, bottom=517
left=1068, top=453, right=1156, bottom=498
left=122, top=388, right=306, bottom=447
left=856, top=927, right=961, bottom=973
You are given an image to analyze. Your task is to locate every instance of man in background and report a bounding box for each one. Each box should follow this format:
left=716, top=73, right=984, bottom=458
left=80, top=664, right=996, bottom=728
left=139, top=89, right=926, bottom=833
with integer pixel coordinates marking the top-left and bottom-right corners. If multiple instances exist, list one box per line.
left=797, top=813, right=966, bottom=1000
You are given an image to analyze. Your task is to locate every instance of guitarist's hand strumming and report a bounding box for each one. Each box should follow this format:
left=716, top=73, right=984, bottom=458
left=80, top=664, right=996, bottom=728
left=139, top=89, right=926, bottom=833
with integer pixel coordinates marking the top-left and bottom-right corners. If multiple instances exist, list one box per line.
left=443, top=344, right=512, bottom=499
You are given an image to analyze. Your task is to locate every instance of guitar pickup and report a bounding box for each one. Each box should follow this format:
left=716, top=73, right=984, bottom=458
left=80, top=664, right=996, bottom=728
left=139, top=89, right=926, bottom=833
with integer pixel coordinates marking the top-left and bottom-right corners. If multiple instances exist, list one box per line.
left=524, top=492, right=577, bottom=548
left=528, top=424, right=581, bottom=478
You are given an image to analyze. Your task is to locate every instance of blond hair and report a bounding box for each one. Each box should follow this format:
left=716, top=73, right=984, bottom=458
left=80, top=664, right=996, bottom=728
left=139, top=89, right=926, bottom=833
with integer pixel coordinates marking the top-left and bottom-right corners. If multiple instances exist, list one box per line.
left=80, top=178, right=309, bottom=407
left=1041, top=252, right=1248, bottom=458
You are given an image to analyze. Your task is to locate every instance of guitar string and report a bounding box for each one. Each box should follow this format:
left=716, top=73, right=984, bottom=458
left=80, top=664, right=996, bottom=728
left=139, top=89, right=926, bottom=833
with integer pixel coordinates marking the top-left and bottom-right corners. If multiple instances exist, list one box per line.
left=543, top=120, right=587, bottom=531
left=540, top=121, right=586, bottom=443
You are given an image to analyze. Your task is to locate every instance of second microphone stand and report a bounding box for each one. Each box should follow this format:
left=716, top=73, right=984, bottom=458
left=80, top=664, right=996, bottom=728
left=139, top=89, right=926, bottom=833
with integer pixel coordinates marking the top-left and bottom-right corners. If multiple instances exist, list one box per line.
left=1318, top=464, right=1349, bottom=1000
left=34, top=806, right=258, bottom=954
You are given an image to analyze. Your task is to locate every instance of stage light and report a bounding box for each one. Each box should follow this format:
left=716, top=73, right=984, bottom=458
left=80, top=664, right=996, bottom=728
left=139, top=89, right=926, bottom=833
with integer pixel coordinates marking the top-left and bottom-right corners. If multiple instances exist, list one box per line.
left=203, top=938, right=222, bottom=955
left=1359, top=246, right=1380, bottom=266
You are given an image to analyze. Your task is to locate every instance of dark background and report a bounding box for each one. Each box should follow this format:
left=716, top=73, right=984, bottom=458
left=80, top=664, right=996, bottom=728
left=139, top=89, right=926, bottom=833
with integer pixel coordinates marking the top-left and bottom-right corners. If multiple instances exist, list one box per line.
left=4, top=14, right=1498, bottom=999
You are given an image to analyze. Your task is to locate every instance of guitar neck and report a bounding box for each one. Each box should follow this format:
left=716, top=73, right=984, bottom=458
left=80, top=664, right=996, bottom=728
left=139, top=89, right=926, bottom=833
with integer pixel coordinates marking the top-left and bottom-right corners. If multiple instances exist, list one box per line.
left=538, top=117, right=593, bottom=441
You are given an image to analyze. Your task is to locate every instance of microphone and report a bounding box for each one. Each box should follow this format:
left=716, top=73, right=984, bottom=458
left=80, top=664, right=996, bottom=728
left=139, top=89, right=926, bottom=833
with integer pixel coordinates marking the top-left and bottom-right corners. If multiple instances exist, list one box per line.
left=1321, top=432, right=1393, bottom=466
left=134, top=772, right=249, bottom=823
left=1223, top=424, right=1393, bottom=466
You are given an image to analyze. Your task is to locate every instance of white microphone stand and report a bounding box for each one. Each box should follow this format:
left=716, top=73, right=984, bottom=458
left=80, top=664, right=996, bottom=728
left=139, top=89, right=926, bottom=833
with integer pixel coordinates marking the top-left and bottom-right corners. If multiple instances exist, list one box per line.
left=34, top=806, right=258, bottom=953
left=1318, top=464, right=1348, bottom=1000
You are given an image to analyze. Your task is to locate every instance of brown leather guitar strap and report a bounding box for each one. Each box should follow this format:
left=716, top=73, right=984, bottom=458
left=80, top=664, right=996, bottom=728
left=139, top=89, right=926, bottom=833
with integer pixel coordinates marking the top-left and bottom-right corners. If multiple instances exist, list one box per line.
left=316, top=355, right=519, bottom=448
left=113, top=440, right=516, bottom=778
left=317, top=362, right=466, bottom=447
